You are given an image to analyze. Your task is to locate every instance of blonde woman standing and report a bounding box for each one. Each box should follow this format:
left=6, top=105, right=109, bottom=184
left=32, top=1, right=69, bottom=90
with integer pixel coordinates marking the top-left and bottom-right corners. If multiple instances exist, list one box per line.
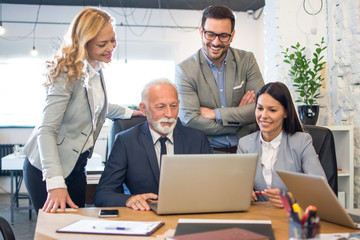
left=23, top=8, right=142, bottom=214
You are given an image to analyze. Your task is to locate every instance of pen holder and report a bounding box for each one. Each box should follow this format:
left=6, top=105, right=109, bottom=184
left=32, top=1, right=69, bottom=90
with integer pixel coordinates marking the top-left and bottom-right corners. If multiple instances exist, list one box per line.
left=289, top=218, right=320, bottom=239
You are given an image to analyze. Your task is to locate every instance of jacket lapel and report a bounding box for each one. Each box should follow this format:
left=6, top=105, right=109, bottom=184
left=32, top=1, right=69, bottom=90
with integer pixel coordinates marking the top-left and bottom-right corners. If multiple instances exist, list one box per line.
left=173, top=121, right=183, bottom=154
left=140, top=122, right=160, bottom=185
left=84, top=79, right=95, bottom=123
left=271, top=132, right=287, bottom=188
left=254, top=132, right=267, bottom=190
left=225, top=49, right=236, bottom=107
left=93, top=69, right=107, bottom=139
left=199, top=51, right=221, bottom=107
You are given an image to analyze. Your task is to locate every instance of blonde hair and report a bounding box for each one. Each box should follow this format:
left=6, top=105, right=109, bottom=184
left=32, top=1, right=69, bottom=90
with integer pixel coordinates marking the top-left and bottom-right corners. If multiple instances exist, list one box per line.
left=46, top=8, right=114, bottom=85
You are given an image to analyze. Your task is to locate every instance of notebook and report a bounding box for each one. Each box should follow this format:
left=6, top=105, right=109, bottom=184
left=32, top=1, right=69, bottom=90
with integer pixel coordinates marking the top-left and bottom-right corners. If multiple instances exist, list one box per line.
left=277, top=170, right=360, bottom=229
left=172, top=219, right=274, bottom=240
left=150, top=153, right=258, bottom=215
left=167, top=227, right=269, bottom=240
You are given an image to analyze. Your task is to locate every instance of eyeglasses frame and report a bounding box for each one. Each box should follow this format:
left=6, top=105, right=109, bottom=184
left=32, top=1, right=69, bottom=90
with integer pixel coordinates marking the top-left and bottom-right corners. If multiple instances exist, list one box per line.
left=202, top=27, right=233, bottom=43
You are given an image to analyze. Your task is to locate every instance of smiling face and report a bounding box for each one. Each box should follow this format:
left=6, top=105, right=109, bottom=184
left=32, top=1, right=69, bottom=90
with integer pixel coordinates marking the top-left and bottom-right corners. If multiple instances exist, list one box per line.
left=200, top=18, right=234, bottom=68
left=86, top=22, right=117, bottom=68
left=256, top=93, right=287, bottom=142
left=139, top=83, right=179, bottom=136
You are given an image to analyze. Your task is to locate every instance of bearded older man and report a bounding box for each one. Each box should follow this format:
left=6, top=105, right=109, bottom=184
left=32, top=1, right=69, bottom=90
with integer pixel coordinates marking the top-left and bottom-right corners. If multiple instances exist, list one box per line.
left=94, top=79, right=212, bottom=210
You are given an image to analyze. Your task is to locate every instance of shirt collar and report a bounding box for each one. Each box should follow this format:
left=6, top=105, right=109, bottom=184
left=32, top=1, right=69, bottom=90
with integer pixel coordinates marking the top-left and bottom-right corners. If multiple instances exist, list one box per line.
left=202, top=48, right=229, bottom=68
left=260, top=130, right=283, bottom=149
left=84, top=60, right=103, bottom=79
left=149, top=127, right=174, bottom=145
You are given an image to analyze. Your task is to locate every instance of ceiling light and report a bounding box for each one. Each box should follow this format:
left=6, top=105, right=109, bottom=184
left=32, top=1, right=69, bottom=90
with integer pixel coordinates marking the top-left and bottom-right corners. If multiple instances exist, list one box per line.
left=30, top=46, right=39, bottom=57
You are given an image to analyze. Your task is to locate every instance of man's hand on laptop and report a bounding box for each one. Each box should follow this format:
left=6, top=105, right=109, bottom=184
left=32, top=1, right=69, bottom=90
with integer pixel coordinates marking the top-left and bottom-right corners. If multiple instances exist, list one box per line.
left=126, top=193, right=158, bottom=211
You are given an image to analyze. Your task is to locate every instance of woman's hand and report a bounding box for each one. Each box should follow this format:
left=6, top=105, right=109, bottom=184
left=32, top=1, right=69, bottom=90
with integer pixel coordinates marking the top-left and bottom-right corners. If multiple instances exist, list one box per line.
left=132, top=110, right=145, bottom=117
left=252, top=190, right=263, bottom=202
left=262, top=188, right=284, bottom=208
left=42, top=188, right=78, bottom=213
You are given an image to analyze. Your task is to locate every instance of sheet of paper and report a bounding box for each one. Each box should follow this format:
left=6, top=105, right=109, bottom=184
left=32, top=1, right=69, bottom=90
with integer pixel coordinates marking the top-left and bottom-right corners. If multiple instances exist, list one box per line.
left=319, top=233, right=360, bottom=240
left=57, top=219, right=164, bottom=236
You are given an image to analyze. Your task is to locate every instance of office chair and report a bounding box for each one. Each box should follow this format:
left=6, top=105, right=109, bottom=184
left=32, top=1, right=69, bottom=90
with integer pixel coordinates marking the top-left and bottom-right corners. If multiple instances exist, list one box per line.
left=303, top=125, right=338, bottom=196
left=105, top=116, right=147, bottom=195
left=0, top=217, right=15, bottom=240
left=87, top=116, right=147, bottom=205
left=107, top=116, right=147, bottom=160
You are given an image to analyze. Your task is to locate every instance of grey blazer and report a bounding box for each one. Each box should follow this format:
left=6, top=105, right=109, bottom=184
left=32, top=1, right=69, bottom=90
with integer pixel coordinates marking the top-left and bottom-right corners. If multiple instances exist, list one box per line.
left=23, top=64, right=128, bottom=180
left=175, top=47, right=264, bottom=139
left=237, top=131, right=326, bottom=201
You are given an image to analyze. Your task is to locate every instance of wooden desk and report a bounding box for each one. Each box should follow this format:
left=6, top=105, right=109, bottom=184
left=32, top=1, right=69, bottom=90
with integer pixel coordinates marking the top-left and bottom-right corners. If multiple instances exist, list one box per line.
left=34, top=202, right=356, bottom=240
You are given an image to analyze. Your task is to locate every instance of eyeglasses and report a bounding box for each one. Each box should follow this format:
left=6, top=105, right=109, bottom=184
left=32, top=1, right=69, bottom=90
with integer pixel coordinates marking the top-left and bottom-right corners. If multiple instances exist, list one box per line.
left=202, top=28, right=232, bottom=42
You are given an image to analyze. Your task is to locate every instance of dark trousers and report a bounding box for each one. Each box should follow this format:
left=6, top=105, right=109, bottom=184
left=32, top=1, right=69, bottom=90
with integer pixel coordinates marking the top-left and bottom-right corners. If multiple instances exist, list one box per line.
left=23, top=151, right=89, bottom=214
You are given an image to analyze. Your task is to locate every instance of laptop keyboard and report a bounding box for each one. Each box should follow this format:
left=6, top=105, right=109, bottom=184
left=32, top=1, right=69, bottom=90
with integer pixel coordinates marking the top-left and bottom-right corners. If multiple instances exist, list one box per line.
left=348, top=213, right=360, bottom=223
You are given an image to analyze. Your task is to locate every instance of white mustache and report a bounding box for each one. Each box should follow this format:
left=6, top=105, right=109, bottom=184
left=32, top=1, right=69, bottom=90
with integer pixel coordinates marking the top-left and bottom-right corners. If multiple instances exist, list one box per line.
left=159, top=118, right=176, bottom=123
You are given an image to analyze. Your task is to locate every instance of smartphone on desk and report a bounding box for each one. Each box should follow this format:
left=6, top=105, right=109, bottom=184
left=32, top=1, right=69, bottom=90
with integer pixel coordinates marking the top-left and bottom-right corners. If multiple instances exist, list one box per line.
left=98, top=209, right=119, bottom=218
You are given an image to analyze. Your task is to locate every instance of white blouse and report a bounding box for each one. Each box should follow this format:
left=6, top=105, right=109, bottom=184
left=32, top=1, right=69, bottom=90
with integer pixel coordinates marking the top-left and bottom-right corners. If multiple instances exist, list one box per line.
left=260, top=131, right=282, bottom=189
left=82, top=61, right=105, bottom=153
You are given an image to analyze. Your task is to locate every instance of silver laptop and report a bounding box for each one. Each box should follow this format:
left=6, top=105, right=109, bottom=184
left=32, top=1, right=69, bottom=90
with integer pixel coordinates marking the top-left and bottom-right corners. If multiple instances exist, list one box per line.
left=150, top=153, right=258, bottom=215
left=277, top=170, right=360, bottom=229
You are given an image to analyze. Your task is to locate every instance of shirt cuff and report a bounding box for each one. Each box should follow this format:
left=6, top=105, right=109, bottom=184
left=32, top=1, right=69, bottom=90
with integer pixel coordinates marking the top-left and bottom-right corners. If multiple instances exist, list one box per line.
left=46, top=176, right=67, bottom=192
left=214, top=108, right=222, bottom=123
left=124, top=108, right=133, bottom=119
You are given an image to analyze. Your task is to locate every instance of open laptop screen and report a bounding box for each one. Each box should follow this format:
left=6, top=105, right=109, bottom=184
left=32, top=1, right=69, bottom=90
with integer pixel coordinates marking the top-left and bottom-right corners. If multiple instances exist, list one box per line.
left=152, top=153, right=258, bottom=215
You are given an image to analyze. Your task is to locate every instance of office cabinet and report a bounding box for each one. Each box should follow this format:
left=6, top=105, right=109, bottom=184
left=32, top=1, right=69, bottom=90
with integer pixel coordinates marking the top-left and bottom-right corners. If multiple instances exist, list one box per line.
left=324, top=125, right=354, bottom=209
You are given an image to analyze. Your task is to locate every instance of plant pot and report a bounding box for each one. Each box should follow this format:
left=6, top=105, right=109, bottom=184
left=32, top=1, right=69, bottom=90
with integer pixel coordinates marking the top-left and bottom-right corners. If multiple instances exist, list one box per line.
left=298, top=105, right=319, bottom=125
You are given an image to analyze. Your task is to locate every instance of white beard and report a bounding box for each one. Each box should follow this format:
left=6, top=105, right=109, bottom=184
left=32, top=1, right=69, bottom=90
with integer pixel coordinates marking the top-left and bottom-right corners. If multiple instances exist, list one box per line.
left=148, top=116, right=176, bottom=135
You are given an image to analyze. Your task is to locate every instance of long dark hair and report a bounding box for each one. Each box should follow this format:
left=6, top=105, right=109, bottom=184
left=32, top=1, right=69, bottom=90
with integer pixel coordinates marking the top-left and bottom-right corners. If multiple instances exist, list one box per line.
left=255, top=82, right=303, bottom=134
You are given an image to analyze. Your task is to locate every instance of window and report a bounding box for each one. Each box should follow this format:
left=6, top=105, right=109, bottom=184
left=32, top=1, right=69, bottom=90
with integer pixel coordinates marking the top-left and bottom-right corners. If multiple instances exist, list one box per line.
left=104, top=59, right=175, bottom=107
left=0, top=58, right=45, bottom=126
left=0, top=58, right=175, bottom=126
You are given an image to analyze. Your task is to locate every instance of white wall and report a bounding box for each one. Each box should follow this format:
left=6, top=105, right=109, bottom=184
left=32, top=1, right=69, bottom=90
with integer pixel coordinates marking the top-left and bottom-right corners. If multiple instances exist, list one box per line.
left=264, top=0, right=327, bottom=85
left=264, top=0, right=332, bottom=127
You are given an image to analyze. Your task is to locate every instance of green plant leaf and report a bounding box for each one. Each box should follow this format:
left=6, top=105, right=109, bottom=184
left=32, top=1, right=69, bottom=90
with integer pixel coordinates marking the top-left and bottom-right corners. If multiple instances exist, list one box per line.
left=281, top=37, right=327, bottom=106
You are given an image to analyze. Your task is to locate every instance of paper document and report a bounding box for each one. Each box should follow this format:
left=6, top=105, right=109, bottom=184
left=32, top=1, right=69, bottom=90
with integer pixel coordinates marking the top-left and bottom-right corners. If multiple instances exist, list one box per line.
left=56, top=219, right=164, bottom=236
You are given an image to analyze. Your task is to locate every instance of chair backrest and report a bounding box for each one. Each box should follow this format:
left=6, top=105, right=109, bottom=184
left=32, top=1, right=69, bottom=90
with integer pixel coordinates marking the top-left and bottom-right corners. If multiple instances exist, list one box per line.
left=107, top=116, right=147, bottom=160
left=303, top=125, right=338, bottom=196
left=0, top=217, right=15, bottom=240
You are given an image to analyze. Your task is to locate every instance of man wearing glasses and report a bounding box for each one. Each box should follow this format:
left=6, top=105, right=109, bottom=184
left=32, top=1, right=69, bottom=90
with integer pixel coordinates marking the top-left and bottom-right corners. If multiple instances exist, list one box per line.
left=175, top=5, right=264, bottom=153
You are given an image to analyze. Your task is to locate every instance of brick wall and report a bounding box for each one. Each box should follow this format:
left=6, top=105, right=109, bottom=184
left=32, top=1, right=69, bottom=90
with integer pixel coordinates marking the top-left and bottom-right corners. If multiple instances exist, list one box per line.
left=264, top=0, right=360, bottom=206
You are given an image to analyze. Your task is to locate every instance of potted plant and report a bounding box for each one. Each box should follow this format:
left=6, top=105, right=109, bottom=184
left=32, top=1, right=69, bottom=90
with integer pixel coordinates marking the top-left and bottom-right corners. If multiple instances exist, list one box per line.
left=282, top=37, right=327, bottom=125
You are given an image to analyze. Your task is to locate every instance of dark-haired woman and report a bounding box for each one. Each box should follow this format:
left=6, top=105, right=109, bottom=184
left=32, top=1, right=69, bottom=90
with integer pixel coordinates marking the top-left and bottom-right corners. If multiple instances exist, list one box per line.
left=237, top=82, right=326, bottom=208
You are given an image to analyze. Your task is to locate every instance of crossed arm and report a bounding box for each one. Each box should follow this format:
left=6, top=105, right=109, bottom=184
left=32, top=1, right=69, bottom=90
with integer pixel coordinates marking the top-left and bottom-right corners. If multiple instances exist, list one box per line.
left=200, top=90, right=256, bottom=120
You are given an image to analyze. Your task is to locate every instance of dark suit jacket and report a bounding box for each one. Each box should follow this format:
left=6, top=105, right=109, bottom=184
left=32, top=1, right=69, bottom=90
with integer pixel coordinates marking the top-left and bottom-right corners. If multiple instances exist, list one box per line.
left=94, top=120, right=212, bottom=207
